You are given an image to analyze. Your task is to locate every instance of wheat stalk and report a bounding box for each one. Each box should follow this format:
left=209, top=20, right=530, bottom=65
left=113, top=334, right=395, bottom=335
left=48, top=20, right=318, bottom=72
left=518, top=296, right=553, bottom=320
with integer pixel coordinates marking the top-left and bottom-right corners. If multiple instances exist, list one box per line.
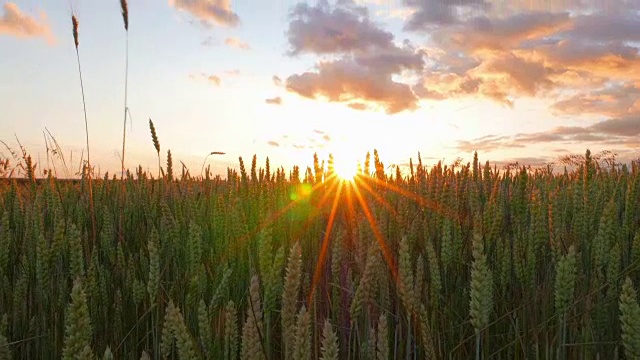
left=71, top=13, right=96, bottom=248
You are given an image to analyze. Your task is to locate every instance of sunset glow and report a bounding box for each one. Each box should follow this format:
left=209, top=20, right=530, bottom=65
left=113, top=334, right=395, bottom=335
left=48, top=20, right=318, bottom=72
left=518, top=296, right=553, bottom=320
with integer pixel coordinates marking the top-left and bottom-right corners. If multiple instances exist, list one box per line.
left=1, top=0, right=638, bottom=176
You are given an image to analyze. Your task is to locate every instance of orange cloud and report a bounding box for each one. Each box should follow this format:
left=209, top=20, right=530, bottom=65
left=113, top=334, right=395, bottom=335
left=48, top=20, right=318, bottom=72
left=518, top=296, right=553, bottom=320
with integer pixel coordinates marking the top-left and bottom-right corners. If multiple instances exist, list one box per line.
left=265, top=97, right=282, bottom=105
left=406, top=5, right=640, bottom=119
left=170, top=0, right=239, bottom=27
left=0, top=3, right=54, bottom=43
left=224, top=37, right=250, bottom=50
left=534, top=40, right=640, bottom=81
left=553, top=83, right=640, bottom=117
left=207, top=75, right=221, bottom=86
left=286, top=56, right=420, bottom=114
left=440, top=12, right=572, bottom=52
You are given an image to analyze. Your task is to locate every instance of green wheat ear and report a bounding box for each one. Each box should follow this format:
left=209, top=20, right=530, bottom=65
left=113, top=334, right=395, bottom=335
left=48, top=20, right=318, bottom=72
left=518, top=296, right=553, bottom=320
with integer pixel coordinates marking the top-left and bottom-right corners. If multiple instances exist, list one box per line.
left=469, top=226, right=493, bottom=334
left=63, top=278, right=95, bottom=360
left=282, top=242, right=302, bottom=360
left=224, top=300, right=239, bottom=360
left=241, top=275, right=265, bottom=360
left=147, top=227, right=160, bottom=299
left=320, top=319, right=339, bottom=360
left=376, top=313, right=388, bottom=360
left=160, top=301, right=175, bottom=358
left=293, top=305, right=311, bottom=360
left=198, top=299, right=213, bottom=358
left=167, top=301, right=199, bottom=360
left=102, top=346, right=113, bottom=360
left=620, top=277, right=640, bottom=359
left=555, top=245, right=577, bottom=313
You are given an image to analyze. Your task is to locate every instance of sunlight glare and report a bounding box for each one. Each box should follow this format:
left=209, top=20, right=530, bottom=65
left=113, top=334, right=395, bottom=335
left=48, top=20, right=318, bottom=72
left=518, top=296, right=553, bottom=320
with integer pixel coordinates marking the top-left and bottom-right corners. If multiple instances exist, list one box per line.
left=334, top=155, right=358, bottom=181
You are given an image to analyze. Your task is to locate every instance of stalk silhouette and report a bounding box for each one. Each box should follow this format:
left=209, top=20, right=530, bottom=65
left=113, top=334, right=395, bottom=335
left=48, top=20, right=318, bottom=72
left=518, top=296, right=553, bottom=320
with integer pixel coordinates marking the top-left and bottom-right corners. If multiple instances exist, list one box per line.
left=71, top=14, right=96, bottom=247
left=119, top=0, right=129, bottom=244
left=200, top=151, right=226, bottom=178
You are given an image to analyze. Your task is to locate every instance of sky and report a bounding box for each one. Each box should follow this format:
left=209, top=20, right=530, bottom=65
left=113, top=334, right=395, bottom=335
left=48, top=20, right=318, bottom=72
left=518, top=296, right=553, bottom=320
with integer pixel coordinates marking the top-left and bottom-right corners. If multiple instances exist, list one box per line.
left=1, top=0, right=639, bottom=177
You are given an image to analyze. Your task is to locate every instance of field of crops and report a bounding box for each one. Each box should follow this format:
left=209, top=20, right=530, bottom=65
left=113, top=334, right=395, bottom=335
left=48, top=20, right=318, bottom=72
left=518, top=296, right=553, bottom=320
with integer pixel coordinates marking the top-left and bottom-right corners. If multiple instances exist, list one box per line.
left=0, top=150, right=640, bottom=359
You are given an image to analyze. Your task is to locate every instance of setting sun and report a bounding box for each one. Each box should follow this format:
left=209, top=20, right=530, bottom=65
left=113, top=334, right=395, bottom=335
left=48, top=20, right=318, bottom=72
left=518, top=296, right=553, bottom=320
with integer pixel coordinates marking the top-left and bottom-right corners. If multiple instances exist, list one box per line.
left=333, top=155, right=358, bottom=181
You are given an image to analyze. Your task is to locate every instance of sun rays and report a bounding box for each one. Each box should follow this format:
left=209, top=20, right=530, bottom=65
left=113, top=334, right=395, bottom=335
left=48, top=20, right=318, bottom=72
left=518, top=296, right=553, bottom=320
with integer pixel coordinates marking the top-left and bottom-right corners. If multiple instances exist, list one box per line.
left=229, top=152, right=460, bottom=313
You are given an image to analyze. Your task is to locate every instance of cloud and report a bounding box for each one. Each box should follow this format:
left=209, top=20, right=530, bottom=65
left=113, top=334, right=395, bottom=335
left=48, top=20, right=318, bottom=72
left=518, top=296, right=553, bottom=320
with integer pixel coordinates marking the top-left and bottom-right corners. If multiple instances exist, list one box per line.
left=286, top=54, right=421, bottom=114
left=225, top=37, right=250, bottom=50
left=0, top=3, right=54, bottom=43
left=570, top=14, right=640, bottom=43
left=268, top=129, right=333, bottom=150
left=170, top=0, right=239, bottom=27
left=348, top=102, right=369, bottom=110
left=408, top=12, right=575, bottom=104
left=201, top=36, right=215, bottom=46
left=480, top=53, right=556, bottom=96
left=553, top=83, right=640, bottom=117
left=456, top=116, right=640, bottom=152
left=491, top=157, right=553, bottom=167
left=414, top=51, right=557, bottom=104
left=375, top=7, right=418, bottom=20
left=413, top=70, right=516, bottom=106
left=265, top=96, right=282, bottom=105
left=402, top=0, right=490, bottom=29
left=287, top=1, right=395, bottom=55
left=438, top=12, right=572, bottom=52
left=273, top=76, right=283, bottom=87
left=456, top=135, right=525, bottom=152
left=401, top=2, right=640, bottom=118
left=533, top=40, right=640, bottom=81
left=590, top=116, right=640, bottom=137
left=285, top=2, right=424, bottom=114
left=497, top=0, right=638, bottom=15
left=190, top=72, right=221, bottom=86
left=206, top=75, right=221, bottom=85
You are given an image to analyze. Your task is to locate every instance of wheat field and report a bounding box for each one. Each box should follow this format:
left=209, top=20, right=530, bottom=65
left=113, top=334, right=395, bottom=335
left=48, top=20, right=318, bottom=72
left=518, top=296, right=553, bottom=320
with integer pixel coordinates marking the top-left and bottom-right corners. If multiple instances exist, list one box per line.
left=0, top=149, right=640, bottom=359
